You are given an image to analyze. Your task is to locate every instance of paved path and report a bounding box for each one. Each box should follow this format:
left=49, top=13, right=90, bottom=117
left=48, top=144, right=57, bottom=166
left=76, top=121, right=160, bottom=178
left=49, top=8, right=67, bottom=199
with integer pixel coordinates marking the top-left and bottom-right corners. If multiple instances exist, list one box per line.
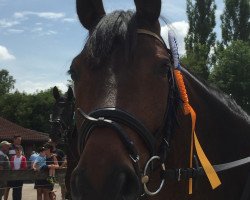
left=7, top=183, right=62, bottom=200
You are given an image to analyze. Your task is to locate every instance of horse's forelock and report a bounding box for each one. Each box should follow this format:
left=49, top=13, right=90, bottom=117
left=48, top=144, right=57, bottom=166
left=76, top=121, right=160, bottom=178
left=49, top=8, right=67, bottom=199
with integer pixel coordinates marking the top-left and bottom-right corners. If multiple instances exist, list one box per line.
left=83, top=10, right=137, bottom=67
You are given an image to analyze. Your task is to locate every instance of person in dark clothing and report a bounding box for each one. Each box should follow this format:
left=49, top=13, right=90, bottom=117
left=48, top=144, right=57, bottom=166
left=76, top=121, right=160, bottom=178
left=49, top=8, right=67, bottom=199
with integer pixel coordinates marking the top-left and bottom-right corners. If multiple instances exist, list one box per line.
left=8, top=135, right=23, bottom=159
left=48, top=139, right=67, bottom=200
left=47, top=139, right=65, bottom=165
left=0, top=141, right=11, bottom=200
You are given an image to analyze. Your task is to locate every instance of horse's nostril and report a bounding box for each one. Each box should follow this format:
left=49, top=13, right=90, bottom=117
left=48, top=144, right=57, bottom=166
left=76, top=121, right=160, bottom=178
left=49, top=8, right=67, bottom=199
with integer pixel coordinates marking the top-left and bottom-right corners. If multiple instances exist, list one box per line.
left=121, top=171, right=140, bottom=200
left=70, top=166, right=140, bottom=200
left=70, top=169, right=81, bottom=198
left=106, top=167, right=140, bottom=200
left=70, top=168, right=92, bottom=199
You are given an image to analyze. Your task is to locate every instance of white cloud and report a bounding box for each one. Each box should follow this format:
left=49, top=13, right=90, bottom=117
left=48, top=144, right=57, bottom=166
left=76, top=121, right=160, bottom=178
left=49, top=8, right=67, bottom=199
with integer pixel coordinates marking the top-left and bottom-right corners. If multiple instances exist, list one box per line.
left=31, top=27, right=57, bottom=36
left=62, top=18, right=76, bottom=23
left=161, top=21, right=189, bottom=55
left=31, top=27, right=43, bottom=32
left=37, top=12, right=65, bottom=19
left=44, top=30, right=57, bottom=35
left=14, top=11, right=65, bottom=20
left=215, top=9, right=223, bottom=19
left=38, top=30, right=57, bottom=36
left=0, top=45, right=15, bottom=60
left=7, top=29, right=24, bottom=33
left=17, top=81, right=67, bottom=94
left=0, top=19, right=19, bottom=28
left=13, top=12, right=26, bottom=19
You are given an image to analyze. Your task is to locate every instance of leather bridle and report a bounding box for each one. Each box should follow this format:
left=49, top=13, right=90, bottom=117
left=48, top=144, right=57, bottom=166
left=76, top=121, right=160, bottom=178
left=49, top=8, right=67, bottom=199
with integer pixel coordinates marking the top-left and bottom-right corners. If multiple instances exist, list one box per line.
left=76, top=29, right=178, bottom=196
left=64, top=29, right=250, bottom=199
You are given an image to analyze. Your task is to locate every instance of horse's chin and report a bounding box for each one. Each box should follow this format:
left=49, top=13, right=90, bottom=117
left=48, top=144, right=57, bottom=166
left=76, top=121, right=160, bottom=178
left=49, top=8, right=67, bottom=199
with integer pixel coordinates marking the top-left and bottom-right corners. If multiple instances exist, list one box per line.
left=70, top=165, right=140, bottom=200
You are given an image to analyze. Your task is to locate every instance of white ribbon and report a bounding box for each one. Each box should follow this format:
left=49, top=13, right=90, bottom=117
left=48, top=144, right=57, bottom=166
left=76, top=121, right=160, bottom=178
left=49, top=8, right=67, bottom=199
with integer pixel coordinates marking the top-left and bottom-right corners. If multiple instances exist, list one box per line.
left=168, top=30, right=181, bottom=69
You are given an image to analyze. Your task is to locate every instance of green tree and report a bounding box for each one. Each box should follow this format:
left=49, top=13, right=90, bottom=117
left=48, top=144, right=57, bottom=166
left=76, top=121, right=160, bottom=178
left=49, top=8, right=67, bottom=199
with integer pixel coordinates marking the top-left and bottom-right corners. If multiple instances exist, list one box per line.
left=0, top=69, right=15, bottom=95
left=0, top=88, right=55, bottom=133
left=209, top=40, right=250, bottom=113
left=0, top=91, right=29, bottom=124
left=221, top=0, right=250, bottom=46
left=184, top=0, right=217, bottom=80
left=27, top=89, right=55, bottom=132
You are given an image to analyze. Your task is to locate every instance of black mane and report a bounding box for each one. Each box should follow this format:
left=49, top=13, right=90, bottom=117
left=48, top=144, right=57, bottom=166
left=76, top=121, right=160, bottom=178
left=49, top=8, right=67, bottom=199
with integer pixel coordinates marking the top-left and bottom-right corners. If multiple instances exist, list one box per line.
left=182, top=68, right=250, bottom=124
left=208, top=84, right=250, bottom=123
left=84, top=10, right=137, bottom=66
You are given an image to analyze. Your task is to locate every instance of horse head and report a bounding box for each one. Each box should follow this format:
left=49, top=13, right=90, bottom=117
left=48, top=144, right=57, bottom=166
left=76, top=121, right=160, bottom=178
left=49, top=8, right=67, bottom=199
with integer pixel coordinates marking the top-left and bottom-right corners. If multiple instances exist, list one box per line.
left=68, top=0, right=181, bottom=199
left=68, top=1, right=250, bottom=200
left=50, top=86, right=75, bottom=143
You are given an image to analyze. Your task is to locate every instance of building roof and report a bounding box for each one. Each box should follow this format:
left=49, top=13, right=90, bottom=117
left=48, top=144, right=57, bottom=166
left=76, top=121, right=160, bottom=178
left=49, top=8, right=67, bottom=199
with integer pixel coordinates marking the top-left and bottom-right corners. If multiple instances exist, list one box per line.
left=0, top=117, right=49, bottom=142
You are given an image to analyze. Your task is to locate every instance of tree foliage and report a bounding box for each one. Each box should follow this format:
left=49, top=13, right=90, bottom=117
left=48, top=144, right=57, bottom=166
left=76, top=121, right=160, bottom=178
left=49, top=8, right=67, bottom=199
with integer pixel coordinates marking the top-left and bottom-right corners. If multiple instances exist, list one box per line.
left=0, top=88, right=56, bottom=133
left=184, top=0, right=217, bottom=80
left=0, top=69, right=66, bottom=133
left=209, top=40, right=250, bottom=113
left=221, top=0, right=250, bottom=46
left=0, top=69, right=15, bottom=95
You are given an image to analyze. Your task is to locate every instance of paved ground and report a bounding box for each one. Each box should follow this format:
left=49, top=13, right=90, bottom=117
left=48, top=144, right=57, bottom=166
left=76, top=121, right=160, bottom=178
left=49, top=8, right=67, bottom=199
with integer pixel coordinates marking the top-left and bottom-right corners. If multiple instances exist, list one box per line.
left=7, top=183, right=62, bottom=200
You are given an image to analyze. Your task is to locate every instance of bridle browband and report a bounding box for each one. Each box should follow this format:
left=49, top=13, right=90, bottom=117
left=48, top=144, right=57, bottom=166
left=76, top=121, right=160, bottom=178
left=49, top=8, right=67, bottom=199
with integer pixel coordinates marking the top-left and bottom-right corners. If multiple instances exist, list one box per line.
left=137, top=29, right=165, bottom=45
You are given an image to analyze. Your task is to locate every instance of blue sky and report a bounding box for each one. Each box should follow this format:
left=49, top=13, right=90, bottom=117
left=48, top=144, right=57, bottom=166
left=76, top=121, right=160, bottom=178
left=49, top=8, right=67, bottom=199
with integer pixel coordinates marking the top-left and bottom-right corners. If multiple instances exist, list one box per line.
left=0, top=0, right=224, bottom=93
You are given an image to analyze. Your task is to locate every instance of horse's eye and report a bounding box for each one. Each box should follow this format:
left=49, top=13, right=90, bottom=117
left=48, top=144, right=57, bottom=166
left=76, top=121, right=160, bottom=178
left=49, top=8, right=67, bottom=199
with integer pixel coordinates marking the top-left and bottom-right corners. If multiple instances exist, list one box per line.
left=158, top=63, right=170, bottom=77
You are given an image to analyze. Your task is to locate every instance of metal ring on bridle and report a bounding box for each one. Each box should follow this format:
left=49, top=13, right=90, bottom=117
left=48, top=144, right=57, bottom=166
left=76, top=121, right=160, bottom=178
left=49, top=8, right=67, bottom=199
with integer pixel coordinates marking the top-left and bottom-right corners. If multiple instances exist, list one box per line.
left=143, top=156, right=166, bottom=196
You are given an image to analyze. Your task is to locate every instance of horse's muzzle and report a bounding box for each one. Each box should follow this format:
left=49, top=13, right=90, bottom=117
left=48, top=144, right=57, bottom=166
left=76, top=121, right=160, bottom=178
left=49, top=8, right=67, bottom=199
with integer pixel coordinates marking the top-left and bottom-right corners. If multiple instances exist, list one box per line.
left=70, top=166, right=140, bottom=200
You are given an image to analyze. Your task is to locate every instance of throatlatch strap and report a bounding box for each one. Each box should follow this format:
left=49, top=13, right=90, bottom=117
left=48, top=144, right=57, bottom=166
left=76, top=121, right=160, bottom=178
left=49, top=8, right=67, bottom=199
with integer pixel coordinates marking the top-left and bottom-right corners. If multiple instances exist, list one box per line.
left=174, top=70, right=221, bottom=194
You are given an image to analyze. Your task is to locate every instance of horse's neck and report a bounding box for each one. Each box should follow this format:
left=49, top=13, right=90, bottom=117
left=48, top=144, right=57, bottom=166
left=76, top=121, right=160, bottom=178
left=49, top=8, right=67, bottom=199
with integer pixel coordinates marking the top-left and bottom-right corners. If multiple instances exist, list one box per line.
left=182, top=69, right=250, bottom=163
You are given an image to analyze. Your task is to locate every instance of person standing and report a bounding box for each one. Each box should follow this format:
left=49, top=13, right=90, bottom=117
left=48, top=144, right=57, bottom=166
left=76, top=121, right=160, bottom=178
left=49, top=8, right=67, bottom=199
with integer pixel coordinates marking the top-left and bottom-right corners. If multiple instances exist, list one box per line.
left=33, top=144, right=59, bottom=200
left=28, top=151, right=39, bottom=169
left=48, top=140, right=67, bottom=200
left=43, top=143, right=59, bottom=199
left=0, top=141, right=11, bottom=200
left=5, top=135, right=24, bottom=200
left=8, top=135, right=23, bottom=159
left=33, top=147, right=47, bottom=200
left=9, top=145, right=27, bottom=200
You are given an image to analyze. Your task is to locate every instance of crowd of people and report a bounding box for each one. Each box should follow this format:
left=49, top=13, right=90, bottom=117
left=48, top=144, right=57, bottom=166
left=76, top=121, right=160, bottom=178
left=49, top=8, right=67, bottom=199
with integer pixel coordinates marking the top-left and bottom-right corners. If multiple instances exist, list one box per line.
left=0, top=135, right=67, bottom=200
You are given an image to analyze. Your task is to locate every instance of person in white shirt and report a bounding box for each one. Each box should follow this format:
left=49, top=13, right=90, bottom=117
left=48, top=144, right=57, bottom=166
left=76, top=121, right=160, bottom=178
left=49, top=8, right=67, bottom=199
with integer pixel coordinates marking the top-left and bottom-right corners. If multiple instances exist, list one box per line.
left=5, top=135, right=24, bottom=200
left=9, top=146, right=27, bottom=200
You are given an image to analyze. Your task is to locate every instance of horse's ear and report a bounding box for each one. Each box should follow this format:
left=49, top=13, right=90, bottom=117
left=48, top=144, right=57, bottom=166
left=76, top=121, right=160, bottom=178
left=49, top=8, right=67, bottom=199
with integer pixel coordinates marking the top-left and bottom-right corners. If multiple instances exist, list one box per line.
left=76, top=0, right=106, bottom=31
left=53, top=86, right=60, bottom=100
left=134, top=0, right=161, bottom=23
left=67, top=87, right=74, bottom=101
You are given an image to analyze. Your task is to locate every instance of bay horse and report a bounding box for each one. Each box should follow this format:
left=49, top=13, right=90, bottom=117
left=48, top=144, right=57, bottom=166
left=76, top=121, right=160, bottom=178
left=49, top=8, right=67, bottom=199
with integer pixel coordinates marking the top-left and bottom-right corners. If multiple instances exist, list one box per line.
left=50, top=86, right=75, bottom=143
left=67, top=0, right=250, bottom=199
left=50, top=86, right=78, bottom=199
